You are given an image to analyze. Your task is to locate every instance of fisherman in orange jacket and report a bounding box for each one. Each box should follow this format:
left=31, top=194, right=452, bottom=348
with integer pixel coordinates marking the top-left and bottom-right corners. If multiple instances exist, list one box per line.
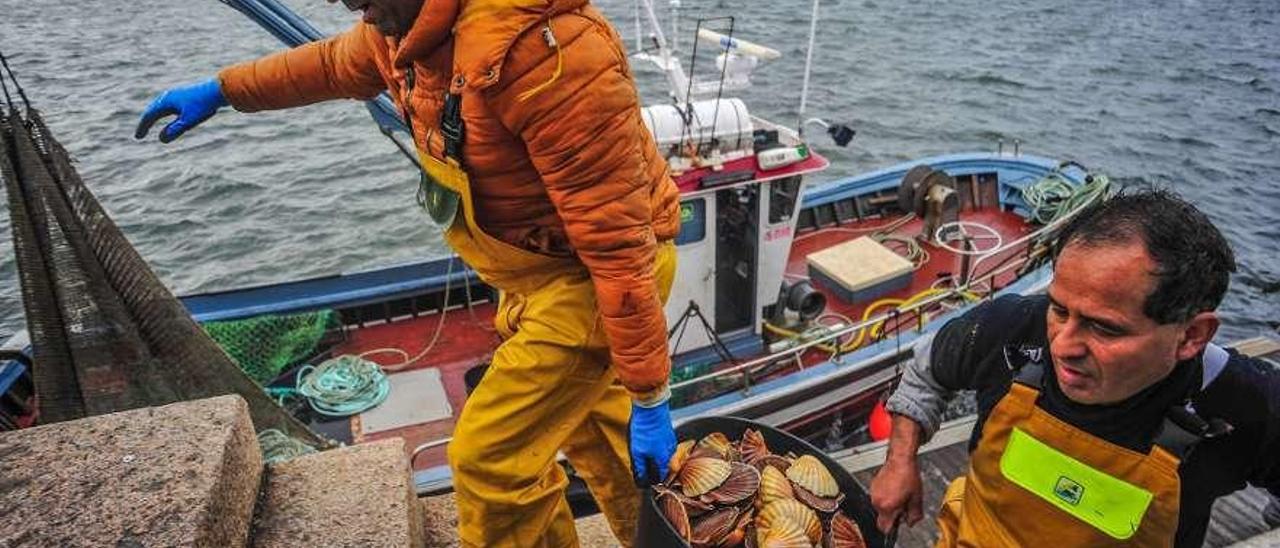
left=136, top=0, right=682, bottom=545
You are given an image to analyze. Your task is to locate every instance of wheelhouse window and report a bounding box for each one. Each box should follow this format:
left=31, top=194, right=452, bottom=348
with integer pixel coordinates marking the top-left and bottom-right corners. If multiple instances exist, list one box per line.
left=768, top=176, right=802, bottom=225
left=675, top=198, right=706, bottom=246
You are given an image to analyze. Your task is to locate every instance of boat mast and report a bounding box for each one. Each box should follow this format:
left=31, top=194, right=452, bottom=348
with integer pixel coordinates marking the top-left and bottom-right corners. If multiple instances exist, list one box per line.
left=637, top=0, right=692, bottom=103
left=670, top=0, right=681, bottom=55
left=637, top=0, right=645, bottom=53
left=796, top=0, right=822, bottom=137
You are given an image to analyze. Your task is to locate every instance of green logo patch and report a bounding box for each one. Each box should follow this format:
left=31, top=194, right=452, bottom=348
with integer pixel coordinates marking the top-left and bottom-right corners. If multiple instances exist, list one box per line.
left=680, top=203, right=695, bottom=223
left=1055, top=476, right=1084, bottom=506
left=1001, top=428, right=1152, bottom=539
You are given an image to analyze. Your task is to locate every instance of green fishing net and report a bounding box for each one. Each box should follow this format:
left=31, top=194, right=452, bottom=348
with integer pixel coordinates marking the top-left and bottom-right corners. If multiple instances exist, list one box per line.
left=204, top=310, right=338, bottom=385
left=670, top=360, right=717, bottom=407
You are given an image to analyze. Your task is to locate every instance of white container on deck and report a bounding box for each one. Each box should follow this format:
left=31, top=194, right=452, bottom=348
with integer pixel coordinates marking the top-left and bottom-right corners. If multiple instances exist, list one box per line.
left=641, top=98, right=754, bottom=158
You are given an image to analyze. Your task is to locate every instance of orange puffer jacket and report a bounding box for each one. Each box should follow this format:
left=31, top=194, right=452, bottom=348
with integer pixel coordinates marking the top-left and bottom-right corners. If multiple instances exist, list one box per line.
left=218, top=0, right=681, bottom=397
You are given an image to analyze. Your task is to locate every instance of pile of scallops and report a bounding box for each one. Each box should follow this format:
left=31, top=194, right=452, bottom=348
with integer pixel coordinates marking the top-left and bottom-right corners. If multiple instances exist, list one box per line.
left=654, top=429, right=867, bottom=548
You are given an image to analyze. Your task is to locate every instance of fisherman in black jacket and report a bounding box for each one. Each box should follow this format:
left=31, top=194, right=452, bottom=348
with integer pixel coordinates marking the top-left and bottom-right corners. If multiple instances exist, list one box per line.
left=870, top=188, right=1280, bottom=546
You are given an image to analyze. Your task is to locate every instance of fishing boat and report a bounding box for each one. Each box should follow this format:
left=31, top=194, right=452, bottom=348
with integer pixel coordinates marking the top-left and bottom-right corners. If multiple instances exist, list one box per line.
left=0, top=0, right=1111, bottom=499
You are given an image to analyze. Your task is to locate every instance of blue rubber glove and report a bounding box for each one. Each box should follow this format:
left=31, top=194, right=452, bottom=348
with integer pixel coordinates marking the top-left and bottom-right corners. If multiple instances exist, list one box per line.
left=629, top=399, right=677, bottom=485
left=135, top=78, right=229, bottom=143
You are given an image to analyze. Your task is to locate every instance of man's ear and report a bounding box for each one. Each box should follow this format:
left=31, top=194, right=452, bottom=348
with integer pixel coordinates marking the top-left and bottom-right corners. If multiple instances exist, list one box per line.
left=1175, top=311, right=1219, bottom=362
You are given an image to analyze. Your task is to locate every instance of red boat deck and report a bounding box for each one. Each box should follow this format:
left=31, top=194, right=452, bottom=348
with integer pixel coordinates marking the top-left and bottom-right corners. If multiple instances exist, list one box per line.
left=325, top=204, right=1036, bottom=472
left=787, top=208, right=1033, bottom=331
left=331, top=302, right=500, bottom=469
left=766, top=207, right=1034, bottom=435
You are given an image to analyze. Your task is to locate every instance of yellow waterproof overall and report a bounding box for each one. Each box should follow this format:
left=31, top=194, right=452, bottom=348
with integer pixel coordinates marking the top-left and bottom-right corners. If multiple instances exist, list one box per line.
left=936, top=369, right=1183, bottom=547
left=419, top=151, right=676, bottom=547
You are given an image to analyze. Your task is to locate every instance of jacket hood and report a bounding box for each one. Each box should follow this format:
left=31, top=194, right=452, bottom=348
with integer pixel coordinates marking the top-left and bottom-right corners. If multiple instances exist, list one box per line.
left=397, top=0, right=588, bottom=90
left=393, top=0, right=461, bottom=68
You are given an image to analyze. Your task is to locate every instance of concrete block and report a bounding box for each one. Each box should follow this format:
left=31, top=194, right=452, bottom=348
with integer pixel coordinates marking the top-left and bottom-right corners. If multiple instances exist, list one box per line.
left=252, top=438, right=424, bottom=548
left=0, top=394, right=262, bottom=547
left=418, top=493, right=622, bottom=547
left=419, top=494, right=459, bottom=547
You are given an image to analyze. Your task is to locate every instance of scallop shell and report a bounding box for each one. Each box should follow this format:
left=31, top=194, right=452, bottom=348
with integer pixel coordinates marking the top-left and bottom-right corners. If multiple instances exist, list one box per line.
left=753, top=454, right=793, bottom=474
left=744, top=524, right=760, bottom=548
left=739, top=428, right=770, bottom=464
left=679, top=457, right=732, bottom=497
left=657, top=490, right=691, bottom=542
left=758, top=499, right=821, bottom=545
left=758, top=465, right=795, bottom=507
left=827, top=513, right=867, bottom=548
left=656, top=484, right=715, bottom=516
left=785, top=455, right=839, bottom=498
left=691, top=506, right=740, bottom=547
left=703, top=462, right=761, bottom=505
left=756, top=516, right=813, bottom=548
left=692, top=432, right=736, bottom=460
left=717, top=508, right=755, bottom=548
left=668, top=440, right=696, bottom=479
left=792, top=481, right=844, bottom=513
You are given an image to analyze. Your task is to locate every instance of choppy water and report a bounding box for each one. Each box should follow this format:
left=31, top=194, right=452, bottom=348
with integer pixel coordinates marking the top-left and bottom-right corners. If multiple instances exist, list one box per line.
left=0, top=0, right=1276, bottom=342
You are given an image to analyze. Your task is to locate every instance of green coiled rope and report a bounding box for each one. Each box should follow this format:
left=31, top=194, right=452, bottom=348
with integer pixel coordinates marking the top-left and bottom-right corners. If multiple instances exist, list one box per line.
left=295, top=355, right=391, bottom=417
left=1022, top=171, right=1112, bottom=225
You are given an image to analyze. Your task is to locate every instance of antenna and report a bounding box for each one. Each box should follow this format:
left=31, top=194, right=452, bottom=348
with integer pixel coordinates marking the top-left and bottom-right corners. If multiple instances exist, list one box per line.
left=696, top=29, right=780, bottom=60
left=670, top=0, right=681, bottom=54
left=796, top=0, right=821, bottom=136
left=684, top=17, right=736, bottom=154
left=794, top=0, right=856, bottom=148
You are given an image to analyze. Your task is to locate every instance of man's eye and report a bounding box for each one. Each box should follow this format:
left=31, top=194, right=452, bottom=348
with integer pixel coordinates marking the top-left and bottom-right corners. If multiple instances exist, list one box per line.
left=1049, top=305, right=1068, bottom=318
left=1090, top=322, right=1122, bottom=337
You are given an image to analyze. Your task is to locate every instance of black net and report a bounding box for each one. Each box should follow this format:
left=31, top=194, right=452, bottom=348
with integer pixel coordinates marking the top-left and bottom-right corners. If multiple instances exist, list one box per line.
left=0, top=53, right=323, bottom=445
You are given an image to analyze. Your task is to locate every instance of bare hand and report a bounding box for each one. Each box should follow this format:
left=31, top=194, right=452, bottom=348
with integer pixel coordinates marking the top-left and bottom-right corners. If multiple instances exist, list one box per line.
left=869, top=457, right=924, bottom=533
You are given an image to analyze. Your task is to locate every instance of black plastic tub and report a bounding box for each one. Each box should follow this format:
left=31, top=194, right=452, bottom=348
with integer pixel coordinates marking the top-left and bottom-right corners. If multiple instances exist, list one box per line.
left=635, top=415, right=886, bottom=547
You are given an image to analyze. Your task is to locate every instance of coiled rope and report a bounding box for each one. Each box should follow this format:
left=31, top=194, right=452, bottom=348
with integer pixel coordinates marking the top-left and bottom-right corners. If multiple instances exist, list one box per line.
left=1022, top=171, right=1112, bottom=225
left=260, top=258, right=465, bottom=418
left=295, top=355, right=391, bottom=417
left=257, top=428, right=318, bottom=464
left=872, top=233, right=930, bottom=270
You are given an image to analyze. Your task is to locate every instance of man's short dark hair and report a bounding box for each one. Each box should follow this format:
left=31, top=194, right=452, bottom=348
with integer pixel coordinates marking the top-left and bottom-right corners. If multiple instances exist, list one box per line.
left=1051, top=187, right=1236, bottom=324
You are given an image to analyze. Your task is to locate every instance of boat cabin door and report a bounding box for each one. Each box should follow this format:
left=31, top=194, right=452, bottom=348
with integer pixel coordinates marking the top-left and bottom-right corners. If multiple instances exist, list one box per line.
left=666, top=180, right=770, bottom=355
left=714, top=185, right=758, bottom=333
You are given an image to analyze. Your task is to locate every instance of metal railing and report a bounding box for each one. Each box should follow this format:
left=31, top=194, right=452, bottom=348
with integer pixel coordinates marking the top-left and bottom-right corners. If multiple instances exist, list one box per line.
left=410, top=173, right=1106, bottom=467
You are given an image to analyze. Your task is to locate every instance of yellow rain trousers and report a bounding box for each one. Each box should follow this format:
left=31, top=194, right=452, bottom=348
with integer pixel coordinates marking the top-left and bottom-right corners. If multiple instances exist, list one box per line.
left=421, top=152, right=676, bottom=547
left=936, top=380, right=1182, bottom=547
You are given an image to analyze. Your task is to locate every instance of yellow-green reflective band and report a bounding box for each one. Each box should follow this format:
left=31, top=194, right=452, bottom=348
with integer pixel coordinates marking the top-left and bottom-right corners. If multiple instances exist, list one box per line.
left=1000, top=428, right=1154, bottom=540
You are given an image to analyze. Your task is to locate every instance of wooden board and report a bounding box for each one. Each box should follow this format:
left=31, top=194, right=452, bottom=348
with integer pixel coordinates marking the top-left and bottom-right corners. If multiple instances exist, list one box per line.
left=806, top=236, right=914, bottom=293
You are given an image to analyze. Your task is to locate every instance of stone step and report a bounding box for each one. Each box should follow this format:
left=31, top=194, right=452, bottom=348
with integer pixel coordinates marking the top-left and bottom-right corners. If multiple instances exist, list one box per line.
left=418, top=494, right=624, bottom=547
left=0, top=394, right=261, bottom=547
left=251, top=438, right=424, bottom=548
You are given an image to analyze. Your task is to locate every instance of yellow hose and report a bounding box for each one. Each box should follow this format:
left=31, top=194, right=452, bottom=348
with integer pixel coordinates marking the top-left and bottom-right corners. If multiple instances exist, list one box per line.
left=849, top=297, right=904, bottom=349
left=765, top=287, right=982, bottom=355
